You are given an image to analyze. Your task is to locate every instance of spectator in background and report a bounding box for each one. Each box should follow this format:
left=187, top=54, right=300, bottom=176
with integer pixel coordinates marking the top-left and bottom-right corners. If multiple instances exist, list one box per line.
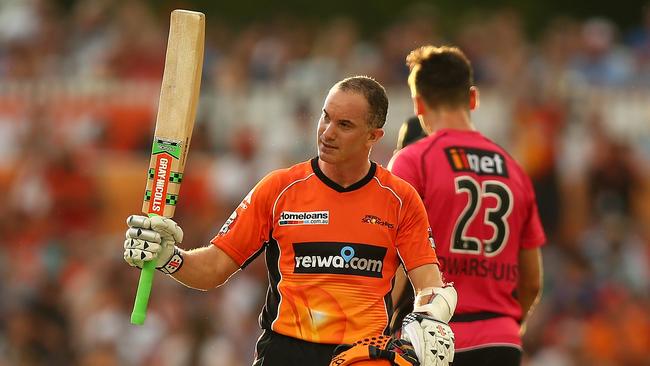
left=626, top=2, right=650, bottom=82
left=67, top=0, right=114, bottom=77
left=209, top=125, right=262, bottom=211
left=105, top=1, right=164, bottom=80
left=569, top=18, right=633, bottom=86
left=578, top=117, right=649, bottom=292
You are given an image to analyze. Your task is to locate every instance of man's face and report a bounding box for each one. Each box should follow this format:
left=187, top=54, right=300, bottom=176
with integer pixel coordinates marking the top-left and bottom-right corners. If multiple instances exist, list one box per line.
left=317, top=88, right=382, bottom=165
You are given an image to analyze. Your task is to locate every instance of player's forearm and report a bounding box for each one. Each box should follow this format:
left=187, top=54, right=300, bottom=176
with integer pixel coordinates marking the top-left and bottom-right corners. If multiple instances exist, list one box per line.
left=170, top=245, right=239, bottom=291
left=517, top=280, right=541, bottom=337
left=517, top=281, right=541, bottom=323
left=391, top=265, right=409, bottom=306
left=408, top=263, right=457, bottom=324
left=517, top=247, right=543, bottom=326
left=408, top=263, right=445, bottom=293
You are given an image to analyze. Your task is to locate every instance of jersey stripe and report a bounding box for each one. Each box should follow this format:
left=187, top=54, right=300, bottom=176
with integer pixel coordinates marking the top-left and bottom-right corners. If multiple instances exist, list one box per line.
left=261, top=235, right=282, bottom=331
left=372, top=176, right=403, bottom=209
left=372, top=176, right=408, bottom=266
left=267, top=174, right=316, bottom=331
left=272, top=173, right=315, bottom=219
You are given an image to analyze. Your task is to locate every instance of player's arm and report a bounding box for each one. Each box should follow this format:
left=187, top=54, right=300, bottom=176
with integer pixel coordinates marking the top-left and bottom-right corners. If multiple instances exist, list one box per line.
left=171, top=245, right=239, bottom=290
left=406, top=263, right=444, bottom=291
left=517, top=247, right=543, bottom=334
left=124, top=215, right=240, bottom=290
left=392, top=262, right=444, bottom=309
left=396, top=188, right=457, bottom=366
left=391, top=265, right=409, bottom=306
left=395, top=184, right=457, bottom=324
left=396, top=184, right=456, bottom=323
left=406, top=264, right=456, bottom=323
left=401, top=263, right=457, bottom=366
left=517, top=174, right=546, bottom=334
left=124, top=172, right=280, bottom=291
left=391, top=263, right=454, bottom=331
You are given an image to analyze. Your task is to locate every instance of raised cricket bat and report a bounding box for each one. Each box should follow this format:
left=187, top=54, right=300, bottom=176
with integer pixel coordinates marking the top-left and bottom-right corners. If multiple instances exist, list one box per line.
left=131, top=9, right=205, bottom=325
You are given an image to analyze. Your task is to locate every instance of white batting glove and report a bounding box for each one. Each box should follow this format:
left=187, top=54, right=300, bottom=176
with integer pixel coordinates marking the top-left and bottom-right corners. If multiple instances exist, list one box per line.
left=402, top=313, right=454, bottom=366
left=124, top=215, right=184, bottom=275
left=401, top=286, right=457, bottom=366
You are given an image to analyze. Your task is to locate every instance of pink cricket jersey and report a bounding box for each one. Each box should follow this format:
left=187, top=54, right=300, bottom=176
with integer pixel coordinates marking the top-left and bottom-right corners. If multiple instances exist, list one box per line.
left=390, top=129, right=546, bottom=350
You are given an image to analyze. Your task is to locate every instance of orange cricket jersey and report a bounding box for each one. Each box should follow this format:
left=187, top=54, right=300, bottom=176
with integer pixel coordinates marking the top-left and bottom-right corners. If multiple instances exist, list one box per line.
left=211, top=158, right=438, bottom=345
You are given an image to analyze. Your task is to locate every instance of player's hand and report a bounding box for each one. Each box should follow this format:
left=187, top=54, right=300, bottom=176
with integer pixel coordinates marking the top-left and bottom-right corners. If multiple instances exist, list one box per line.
left=401, top=313, right=454, bottom=366
left=124, top=215, right=184, bottom=275
left=401, top=285, right=457, bottom=366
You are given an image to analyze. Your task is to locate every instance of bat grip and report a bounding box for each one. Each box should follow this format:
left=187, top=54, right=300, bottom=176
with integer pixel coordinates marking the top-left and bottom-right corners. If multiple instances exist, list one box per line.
left=131, top=211, right=161, bottom=325
left=131, top=260, right=156, bottom=325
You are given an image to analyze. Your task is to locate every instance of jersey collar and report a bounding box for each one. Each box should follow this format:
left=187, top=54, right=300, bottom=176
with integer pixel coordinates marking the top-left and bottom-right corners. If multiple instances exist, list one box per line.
left=310, top=157, right=377, bottom=193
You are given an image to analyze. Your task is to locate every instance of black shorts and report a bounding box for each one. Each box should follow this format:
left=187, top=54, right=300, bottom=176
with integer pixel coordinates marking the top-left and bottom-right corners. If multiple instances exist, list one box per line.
left=252, top=330, right=339, bottom=366
left=453, top=346, right=522, bottom=366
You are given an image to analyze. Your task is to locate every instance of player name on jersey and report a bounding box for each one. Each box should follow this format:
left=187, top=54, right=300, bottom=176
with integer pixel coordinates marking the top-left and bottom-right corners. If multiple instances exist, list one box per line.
left=439, top=256, right=518, bottom=282
left=445, top=147, right=508, bottom=177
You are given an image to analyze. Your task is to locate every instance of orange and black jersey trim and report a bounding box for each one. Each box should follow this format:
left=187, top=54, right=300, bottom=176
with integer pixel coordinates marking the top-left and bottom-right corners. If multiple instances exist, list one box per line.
left=211, top=158, right=438, bottom=345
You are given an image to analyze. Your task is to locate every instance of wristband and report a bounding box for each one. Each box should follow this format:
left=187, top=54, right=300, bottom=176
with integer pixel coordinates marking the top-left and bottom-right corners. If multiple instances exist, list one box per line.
left=158, top=247, right=184, bottom=275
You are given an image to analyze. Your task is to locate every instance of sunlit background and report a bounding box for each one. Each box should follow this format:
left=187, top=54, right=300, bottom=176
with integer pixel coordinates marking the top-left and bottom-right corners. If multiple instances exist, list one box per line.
left=0, top=0, right=649, bottom=365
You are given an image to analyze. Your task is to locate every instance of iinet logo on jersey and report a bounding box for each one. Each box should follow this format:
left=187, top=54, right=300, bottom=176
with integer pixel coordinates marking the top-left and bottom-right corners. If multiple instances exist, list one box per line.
left=279, top=211, right=329, bottom=226
left=445, top=147, right=509, bottom=177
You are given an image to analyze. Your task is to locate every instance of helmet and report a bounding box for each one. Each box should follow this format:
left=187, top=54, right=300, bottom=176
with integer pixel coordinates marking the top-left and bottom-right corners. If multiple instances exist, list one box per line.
left=329, top=335, right=419, bottom=366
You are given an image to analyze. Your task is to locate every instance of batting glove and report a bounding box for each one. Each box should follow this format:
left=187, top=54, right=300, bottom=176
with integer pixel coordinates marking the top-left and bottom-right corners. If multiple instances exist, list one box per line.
left=124, top=215, right=184, bottom=275
left=401, top=313, right=454, bottom=366
left=401, top=286, right=457, bottom=366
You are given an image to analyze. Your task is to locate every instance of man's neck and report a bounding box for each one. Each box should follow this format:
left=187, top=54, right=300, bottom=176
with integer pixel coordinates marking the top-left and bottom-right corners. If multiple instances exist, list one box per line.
left=423, top=109, right=475, bottom=134
left=318, top=158, right=371, bottom=188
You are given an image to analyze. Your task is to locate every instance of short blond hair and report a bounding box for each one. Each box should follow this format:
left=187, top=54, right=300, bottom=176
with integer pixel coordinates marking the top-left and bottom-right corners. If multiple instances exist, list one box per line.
left=406, top=45, right=473, bottom=109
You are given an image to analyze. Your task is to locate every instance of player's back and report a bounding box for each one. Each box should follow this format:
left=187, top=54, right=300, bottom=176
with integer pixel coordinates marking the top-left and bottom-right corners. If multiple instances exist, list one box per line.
left=391, top=129, right=545, bottom=321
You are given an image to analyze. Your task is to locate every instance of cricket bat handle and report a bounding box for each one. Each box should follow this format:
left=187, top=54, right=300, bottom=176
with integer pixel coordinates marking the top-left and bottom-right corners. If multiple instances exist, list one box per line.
left=131, top=260, right=156, bottom=325
left=130, top=212, right=162, bottom=325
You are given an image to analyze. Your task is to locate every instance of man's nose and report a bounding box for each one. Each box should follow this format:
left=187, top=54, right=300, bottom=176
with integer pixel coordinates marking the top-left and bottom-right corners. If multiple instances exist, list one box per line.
left=321, top=123, right=336, bottom=140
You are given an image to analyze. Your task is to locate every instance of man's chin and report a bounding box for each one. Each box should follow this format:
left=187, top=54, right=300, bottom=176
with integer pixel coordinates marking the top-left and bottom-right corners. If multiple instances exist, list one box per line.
left=318, top=151, right=337, bottom=164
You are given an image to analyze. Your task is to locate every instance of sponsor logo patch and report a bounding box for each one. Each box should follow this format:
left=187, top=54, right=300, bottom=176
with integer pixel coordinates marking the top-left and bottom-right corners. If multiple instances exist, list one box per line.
left=279, top=211, right=329, bottom=226
left=428, top=227, right=436, bottom=249
left=218, top=211, right=237, bottom=236
left=293, top=242, right=387, bottom=278
left=445, top=147, right=508, bottom=177
left=361, top=214, right=394, bottom=228
left=149, top=154, right=172, bottom=213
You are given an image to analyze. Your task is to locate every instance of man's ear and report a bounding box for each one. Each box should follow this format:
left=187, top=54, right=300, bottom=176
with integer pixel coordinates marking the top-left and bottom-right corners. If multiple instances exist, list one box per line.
left=413, top=95, right=427, bottom=116
left=469, top=86, right=479, bottom=111
left=368, top=128, right=385, bottom=145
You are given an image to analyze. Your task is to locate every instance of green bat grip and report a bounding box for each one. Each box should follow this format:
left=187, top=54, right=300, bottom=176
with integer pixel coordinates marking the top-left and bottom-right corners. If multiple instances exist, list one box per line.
left=131, top=259, right=156, bottom=325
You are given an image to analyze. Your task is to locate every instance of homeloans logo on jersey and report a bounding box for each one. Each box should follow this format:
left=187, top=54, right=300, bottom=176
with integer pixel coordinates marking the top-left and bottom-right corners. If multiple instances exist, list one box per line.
left=279, top=211, right=329, bottom=226
left=445, top=147, right=509, bottom=177
left=293, top=242, right=387, bottom=278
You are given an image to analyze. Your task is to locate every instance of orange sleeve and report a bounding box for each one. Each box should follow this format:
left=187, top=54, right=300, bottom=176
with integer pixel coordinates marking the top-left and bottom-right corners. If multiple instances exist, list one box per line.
left=210, top=171, right=281, bottom=267
left=395, top=184, right=439, bottom=271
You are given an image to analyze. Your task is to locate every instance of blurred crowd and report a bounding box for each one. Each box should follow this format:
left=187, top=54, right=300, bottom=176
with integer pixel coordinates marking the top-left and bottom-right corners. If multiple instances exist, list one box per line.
left=0, top=0, right=649, bottom=365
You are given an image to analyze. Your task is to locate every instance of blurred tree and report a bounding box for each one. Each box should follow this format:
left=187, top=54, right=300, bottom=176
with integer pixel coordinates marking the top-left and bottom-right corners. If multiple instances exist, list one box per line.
left=150, top=0, right=646, bottom=37
left=55, top=0, right=648, bottom=40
